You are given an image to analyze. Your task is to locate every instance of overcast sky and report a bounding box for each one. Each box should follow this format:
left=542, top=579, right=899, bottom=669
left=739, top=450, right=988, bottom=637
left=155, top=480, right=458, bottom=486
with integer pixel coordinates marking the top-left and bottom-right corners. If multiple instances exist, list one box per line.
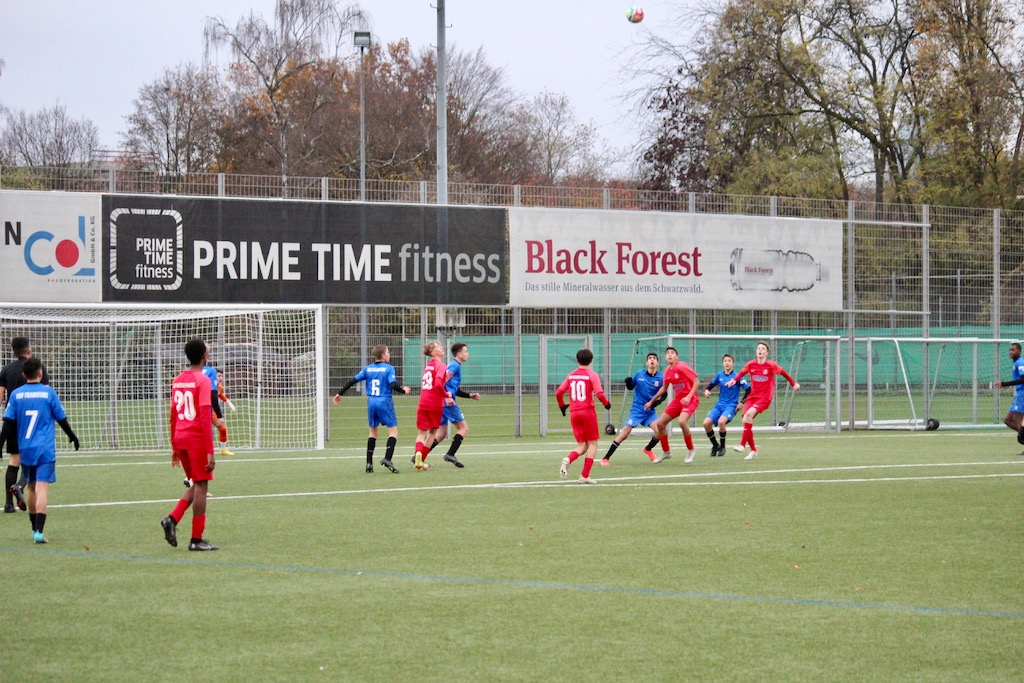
left=0, top=1, right=689, bottom=164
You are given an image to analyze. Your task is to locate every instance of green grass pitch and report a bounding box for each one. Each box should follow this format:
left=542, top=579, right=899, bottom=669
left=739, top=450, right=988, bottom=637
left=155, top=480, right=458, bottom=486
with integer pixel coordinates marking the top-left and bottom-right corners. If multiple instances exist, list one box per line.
left=4, top=429, right=1022, bottom=681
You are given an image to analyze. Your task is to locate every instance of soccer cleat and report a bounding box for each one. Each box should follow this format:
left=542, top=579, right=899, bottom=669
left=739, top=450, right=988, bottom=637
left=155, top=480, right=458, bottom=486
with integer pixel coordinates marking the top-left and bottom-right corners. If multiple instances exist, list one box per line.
left=578, top=476, right=596, bottom=484
left=33, top=531, right=47, bottom=544
left=220, top=448, right=235, bottom=456
left=380, top=458, right=399, bottom=473
left=188, top=539, right=219, bottom=551
left=161, top=516, right=178, bottom=547
left=183, top=478, right=192, bottom=489
left=744, top=450, right=758, bottom=460
left=715, top=446, right=726, bottom=457
left=644, top=448, right=656, bottom=462
left=600, top=458, right=610, bottom=467
left=684, top=450, right=695, bottom=463
left=652, top=451, right=672, bottom=464
left=733, top=444, right=747, bottom=453
left=10, top=484, right=26, bottom=511
left=709, top=446, right=718, bottom=458
left=365, top=462, right=374, bottom=473
left=443, top=453, right=465, bottom=468
left=559, top=457, right=569, bottom=479
left=3, top=503, right=15, bottom=513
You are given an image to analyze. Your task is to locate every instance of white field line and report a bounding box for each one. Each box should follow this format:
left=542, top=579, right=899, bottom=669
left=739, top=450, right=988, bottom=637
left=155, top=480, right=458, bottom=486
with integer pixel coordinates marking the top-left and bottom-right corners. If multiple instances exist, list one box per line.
left=47, top=460, right=1024, bottom=509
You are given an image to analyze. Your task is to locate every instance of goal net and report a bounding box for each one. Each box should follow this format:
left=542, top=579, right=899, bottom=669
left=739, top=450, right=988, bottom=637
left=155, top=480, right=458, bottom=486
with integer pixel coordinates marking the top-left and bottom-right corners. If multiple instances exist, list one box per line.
left=861, top=337, right=1007, bottom=430
left=623, top=333, right=842, bottom=432
left=0, top=305, right=325, bottom=451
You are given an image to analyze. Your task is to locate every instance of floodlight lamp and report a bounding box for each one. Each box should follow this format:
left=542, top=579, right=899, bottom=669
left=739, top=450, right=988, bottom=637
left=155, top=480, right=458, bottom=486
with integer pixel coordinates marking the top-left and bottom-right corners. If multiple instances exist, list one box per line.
left=353, top=31, right=371, bottom=48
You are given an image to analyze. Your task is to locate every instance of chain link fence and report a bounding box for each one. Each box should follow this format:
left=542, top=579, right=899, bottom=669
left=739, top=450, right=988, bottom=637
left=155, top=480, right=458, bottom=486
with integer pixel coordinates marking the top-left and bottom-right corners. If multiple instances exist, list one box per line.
left=5, top=165, right=1024, bottom=439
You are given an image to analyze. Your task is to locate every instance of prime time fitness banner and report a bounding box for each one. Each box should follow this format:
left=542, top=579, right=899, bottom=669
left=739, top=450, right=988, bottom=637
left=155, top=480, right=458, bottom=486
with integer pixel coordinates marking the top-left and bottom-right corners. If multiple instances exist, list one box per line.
left=101, top=195, right=506, bottom=305
left=0, top=190, right=102, bottom=303
left=508, top=207, right=844, bottom=311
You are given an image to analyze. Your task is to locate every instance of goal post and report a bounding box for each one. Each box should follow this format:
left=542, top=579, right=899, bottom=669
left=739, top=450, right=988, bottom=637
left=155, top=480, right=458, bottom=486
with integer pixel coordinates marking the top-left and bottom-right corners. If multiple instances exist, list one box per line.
left=862, top=337, right=1009, bottom=430
left=0, top=304, right=325, bottom=451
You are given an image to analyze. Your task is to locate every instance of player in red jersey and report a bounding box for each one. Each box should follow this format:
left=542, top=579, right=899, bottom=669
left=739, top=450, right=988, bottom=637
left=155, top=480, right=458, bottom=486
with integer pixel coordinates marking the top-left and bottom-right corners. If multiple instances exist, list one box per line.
left=726, top=341, right=800, bottom=460
left=644, top=346, right=700, bottom=463
left=555, top=348, right=611, bottom=484
left=412, top=341, right=453, bottom=471
left=160, top=339, right=218, bottom=551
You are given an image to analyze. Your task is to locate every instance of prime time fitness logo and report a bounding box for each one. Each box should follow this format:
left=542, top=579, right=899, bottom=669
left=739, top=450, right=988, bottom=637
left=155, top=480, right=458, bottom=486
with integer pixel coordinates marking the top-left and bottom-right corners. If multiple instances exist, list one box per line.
left=108, top=207, right=184, bottom=291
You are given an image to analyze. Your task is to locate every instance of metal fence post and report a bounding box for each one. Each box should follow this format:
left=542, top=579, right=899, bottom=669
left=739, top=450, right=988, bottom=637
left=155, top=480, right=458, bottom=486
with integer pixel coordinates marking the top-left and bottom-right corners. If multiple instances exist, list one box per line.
left=846, top=200, right=857, bottom=429
left=514, top=307, right=522, bottom=438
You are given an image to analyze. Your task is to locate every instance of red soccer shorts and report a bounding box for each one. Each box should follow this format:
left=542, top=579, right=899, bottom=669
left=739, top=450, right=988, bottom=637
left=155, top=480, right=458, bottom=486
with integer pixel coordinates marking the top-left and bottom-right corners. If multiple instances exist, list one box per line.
left=174, top=440, right=214, bottom=482
left=663, top=396, right=699, bottom=420
left=416, top=406, right=443, bottom=431
left=745, top=397, right=772, bottom=416
left=570, top=409, right=599, bottom=442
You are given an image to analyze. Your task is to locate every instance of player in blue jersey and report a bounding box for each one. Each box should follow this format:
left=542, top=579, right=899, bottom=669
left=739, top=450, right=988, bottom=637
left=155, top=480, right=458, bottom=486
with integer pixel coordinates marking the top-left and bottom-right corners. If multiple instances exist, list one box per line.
left=1, top=336, right=51, bottom=513
left=334, top=344, right=410, bottom=473
left=202, top=363, right=232, bottom=457
left=432, top=342, right=480, bottom=468
left=702, top=354, right=751, bottom=457
left=0, top=357, right=79, bottom=543
left=995, top=342, right=1024, bottom=451
left=600, top=352, right=667, bottom=466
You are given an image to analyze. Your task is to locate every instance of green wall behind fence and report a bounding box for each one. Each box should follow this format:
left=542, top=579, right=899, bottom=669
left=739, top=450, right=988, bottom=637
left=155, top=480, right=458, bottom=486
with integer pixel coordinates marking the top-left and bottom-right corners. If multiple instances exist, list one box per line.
left=401, top=327, right=1024, bottom=388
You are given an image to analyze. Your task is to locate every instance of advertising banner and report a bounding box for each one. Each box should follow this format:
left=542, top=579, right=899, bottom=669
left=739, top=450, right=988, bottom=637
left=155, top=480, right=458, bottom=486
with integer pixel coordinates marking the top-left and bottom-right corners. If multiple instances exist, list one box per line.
left=509, top=208, right=843, bottom=311
left=0, top=190, right=102, bottom=303
left=102, top=196, right=506, bottom=305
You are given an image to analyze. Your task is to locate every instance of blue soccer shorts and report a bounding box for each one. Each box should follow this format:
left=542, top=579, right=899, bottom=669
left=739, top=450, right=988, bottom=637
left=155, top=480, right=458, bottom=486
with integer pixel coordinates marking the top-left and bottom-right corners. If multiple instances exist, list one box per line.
left=706, top=403, right=738, bottom=425
left=441, top=403, right=466, bottom=425
left=624, top=406, right=658, bottom=428
left=22, top=462, right=56, bottom=484
left=368, top=401, right=399, bottom=428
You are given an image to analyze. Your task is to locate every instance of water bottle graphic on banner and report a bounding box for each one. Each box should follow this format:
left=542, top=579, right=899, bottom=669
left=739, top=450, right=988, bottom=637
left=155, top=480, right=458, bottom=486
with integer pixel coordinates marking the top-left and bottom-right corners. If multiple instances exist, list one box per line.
left=729, top=248, right=824, bottom=292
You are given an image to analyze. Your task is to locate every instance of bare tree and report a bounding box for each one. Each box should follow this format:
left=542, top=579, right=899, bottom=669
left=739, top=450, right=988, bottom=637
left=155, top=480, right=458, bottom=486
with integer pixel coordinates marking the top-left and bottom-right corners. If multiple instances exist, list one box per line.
left=1, top=103, right=98, bottom=167
left=204, top=0, right=366, bottom=180
left=516, top=91, right=610, bottom=184
left=444, top=45, right=521, bottom=182
left=120, top=63, right=224, bottom=174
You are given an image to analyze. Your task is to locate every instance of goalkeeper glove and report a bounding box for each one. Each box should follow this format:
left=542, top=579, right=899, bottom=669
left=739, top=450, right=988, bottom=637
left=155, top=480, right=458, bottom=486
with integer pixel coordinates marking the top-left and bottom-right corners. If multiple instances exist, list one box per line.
left=225, top=399, right=236, bottom=412
left=69, top=432, right=80, bottom=451
left=560, top=405, right=567, bottom=417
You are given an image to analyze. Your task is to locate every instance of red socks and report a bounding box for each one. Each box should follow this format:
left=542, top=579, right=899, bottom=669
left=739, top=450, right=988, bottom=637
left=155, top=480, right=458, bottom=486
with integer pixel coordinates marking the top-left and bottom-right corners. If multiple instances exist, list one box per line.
left=567, top=451, right=580, bottom=464
left=742, top=423, right=755, bottom=450
left=581, top=457, right=594, bottom=478
left=170, top=499, right=190, bottom=524
left=659, top=436, right=670, bottom=452
left=683, top=433, right=694, bottom=450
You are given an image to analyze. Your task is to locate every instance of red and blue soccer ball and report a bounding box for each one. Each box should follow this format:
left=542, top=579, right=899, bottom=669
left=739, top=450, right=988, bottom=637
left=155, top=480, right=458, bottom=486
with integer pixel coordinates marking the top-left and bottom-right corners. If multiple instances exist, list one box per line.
left=626, top=5, right=645, bottom=23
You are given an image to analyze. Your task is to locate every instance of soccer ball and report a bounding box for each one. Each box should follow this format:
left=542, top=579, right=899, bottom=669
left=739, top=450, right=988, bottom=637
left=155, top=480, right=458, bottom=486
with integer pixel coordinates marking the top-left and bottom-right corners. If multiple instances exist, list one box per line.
left=626, top=5, right=644, bottom=23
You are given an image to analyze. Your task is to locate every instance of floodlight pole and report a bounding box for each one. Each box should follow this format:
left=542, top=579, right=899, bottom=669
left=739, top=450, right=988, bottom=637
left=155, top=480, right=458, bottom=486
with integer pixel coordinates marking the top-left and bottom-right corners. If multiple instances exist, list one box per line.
left=354, top=31, right=371, bottom=202
left=436, top=0, right=447, bottom=205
